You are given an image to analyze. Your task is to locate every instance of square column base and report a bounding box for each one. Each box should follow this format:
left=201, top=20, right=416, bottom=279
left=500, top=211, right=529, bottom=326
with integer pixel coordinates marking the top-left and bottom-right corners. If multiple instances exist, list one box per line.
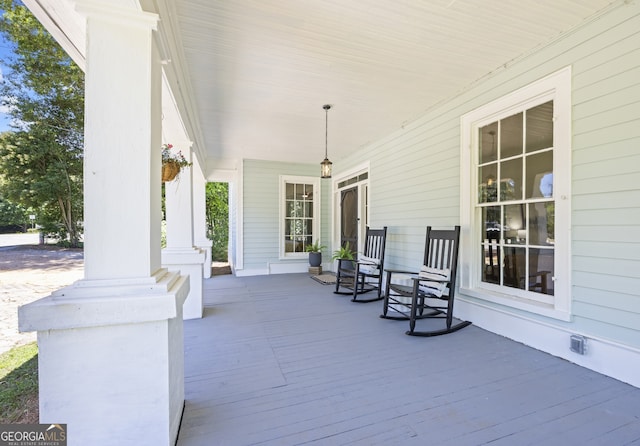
left=195, top=242, right=213, bottom=279
left=162, top=247, right=206, bottom=320
left=19, top=270, right=189, bottom=446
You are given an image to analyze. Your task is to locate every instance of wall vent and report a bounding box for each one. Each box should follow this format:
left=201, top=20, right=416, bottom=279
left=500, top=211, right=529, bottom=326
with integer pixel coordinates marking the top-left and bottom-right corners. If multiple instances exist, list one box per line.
left=570, top=335, right=587, bottom=355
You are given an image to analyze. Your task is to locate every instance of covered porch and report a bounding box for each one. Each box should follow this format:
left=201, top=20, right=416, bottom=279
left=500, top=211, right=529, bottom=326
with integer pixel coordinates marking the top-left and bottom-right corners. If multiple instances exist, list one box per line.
left=178, top=273, right=640, bottom=445
left=14, top=1, right=640, bottom=444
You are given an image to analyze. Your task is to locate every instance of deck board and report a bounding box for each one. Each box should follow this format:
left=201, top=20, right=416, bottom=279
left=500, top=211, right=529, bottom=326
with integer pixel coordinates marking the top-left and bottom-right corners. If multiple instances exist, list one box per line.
left=177, top=273, right=640, bottom=445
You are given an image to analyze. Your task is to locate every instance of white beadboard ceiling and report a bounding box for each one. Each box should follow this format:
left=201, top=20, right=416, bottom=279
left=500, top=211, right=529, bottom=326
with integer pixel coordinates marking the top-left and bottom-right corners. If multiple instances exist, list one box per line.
left=26, top=0, right=619, bottom=168
left=174, top=0, right=615, bottom=166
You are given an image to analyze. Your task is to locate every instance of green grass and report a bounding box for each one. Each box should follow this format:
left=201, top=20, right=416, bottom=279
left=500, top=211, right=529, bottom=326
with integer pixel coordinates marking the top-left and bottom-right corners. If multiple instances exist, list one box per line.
left=0, top=342, right=39, bottom=423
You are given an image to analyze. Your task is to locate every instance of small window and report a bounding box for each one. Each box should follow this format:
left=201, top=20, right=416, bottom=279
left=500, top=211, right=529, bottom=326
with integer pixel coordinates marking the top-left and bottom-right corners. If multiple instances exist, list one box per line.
left=280, top=176, right=320, bottom=259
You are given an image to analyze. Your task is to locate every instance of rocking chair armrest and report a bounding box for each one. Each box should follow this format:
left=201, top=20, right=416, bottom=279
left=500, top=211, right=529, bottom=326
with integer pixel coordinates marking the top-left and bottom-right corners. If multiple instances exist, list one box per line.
left=383, top=268, right=417, bottom=275
left=411, top=276, right=448, bottom=284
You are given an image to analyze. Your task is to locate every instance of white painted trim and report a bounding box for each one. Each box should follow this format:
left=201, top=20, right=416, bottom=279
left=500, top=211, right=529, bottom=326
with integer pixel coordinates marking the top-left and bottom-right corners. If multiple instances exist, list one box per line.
left=19, top=269, right=188, bottom=331
left=235, top=267, right=269, bottom=277
left=153, top=0, right=208, bottom=165
left=333, top=161, right=371, bottom=186
left=207, top=161, right=241, bottom=272
left=455, top=297, right=640, bottom=388
left=161, top=248, right=205, bottom=320
left=269, top=262, right=309, bottom=274
left=75, top=1, right=159, bottom=30
left=22, top=0, right=86, bottom=69
left=460, top=286, right=571, bottom=321
left=237, top=161, right=244, bottom=270
left=279, top=175, right=321, bottom=260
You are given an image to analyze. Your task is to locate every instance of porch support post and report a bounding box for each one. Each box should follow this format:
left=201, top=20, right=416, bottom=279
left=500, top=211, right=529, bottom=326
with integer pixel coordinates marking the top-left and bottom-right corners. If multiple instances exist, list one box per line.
left=192, top=155, right=213, bottom=278
left=18, top=3, right=188, bottom=445
left=162, top=143, right=205, bottom=320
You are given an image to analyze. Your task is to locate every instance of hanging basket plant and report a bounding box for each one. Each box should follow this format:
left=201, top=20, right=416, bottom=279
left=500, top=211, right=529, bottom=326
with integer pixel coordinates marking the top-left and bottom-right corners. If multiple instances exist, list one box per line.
left=162, top=160, right=181, bottom=182
left=161, top=144, right=192, bottom=182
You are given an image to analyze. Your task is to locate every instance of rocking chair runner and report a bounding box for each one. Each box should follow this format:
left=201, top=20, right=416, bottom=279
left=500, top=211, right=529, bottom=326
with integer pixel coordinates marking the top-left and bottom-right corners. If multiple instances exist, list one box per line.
left=380, top=226, right=471, bottom=336
left=334, top=226, right=388, bottom=303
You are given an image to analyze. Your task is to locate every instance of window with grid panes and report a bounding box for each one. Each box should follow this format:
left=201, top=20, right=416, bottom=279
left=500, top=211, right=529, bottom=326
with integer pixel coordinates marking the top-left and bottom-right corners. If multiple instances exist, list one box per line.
left=280, top=176, right=320, bottom=258
left=460, top=67, right=571, bottom=320
left=478, top=101, right=555, bottom=299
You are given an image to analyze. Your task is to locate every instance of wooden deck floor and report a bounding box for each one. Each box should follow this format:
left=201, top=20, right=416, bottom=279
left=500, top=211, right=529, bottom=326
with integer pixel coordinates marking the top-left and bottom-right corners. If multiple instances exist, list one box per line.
left=177, top=273, right=640, bottom=445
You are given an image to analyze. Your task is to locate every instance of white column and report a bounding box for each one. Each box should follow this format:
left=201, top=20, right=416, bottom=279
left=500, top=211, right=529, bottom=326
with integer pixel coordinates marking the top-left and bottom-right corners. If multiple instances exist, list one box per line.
left=192, top=155, right=213, bottom=278
left=18, top=4, right=188, bottom=446
left=162, top=142, right=205, bottom=319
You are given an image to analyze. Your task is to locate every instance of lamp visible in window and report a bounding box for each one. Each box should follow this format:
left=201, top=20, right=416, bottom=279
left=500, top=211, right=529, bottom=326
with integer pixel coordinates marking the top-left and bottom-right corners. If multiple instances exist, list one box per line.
left=320, top=104, right=333, bottom=178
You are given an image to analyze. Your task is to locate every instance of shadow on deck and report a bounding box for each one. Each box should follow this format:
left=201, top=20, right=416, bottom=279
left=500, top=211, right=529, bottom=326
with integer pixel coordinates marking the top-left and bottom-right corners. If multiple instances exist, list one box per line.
left=178, top=273, right=640, bottom=445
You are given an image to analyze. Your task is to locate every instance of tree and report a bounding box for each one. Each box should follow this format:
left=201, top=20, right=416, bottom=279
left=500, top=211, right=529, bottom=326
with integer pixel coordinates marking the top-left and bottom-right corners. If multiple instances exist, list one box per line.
left=0, top=1, right=84, bottom=246
left=0, top=193, right=28, bottom=231
left=205, top=182, right=229, bottom=262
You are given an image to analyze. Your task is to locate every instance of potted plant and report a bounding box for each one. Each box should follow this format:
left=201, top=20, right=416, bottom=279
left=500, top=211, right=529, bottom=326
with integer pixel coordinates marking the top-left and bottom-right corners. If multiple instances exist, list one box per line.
left=305, top=240, right=326, bottom=267
left=161, top=143, right=192, bottom=182
left=332, top=242, right=356, bottom=270
left=331, top=242, right=355, bottom=261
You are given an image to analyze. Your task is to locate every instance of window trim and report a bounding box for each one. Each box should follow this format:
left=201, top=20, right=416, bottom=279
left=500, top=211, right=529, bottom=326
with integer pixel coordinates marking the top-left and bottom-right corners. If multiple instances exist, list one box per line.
left=460, top=66, right=572, bottom=321
left=279, top=175, right=321, bottom=260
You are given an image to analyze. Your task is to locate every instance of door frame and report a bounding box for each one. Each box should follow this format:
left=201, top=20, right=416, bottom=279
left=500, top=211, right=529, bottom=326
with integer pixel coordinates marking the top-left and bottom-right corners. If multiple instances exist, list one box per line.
left=331, top=162, right=370, bottom=260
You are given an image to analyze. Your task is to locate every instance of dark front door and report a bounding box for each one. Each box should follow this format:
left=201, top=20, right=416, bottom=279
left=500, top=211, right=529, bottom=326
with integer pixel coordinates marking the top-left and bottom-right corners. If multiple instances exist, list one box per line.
left=340, top=186, right=358, bottom=253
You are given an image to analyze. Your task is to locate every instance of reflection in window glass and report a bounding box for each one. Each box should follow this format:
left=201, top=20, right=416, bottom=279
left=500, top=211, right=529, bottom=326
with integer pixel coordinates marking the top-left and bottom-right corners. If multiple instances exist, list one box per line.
left=500, top=159, right=523, bottom=201
left=529, top=248, right=554, bottom=295
left=526, top=151, right=553, bottom=199
left=526, top=101, right=554, bottom=152
left=481, top=206, right=501, bottom=284
left=479, top=122, right=498, bottom=164
left=501, top=112, right=523, bottom=158
left=504, top=204, right=526, bottom=245
left=477, top=100, right=555, bottom=297
left=481, top=243, right=500, bottom=285
left=479, top=164, right=498, bottom=203
left=482, top=205, right=501, bottom=234
left=284, top=182, right=314, bottom=253
left=503, top=246, right=526, bottom=290
left=529, top=202, right=554, bottom=246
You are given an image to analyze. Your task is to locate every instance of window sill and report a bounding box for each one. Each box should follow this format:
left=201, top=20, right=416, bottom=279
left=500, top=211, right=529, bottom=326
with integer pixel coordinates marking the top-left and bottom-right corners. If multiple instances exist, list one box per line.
left=459, top=286, right=571, bottom=322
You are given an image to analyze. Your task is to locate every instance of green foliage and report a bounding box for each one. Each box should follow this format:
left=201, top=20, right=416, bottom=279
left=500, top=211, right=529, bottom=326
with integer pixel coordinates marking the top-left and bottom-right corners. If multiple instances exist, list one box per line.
left=160, top=219, right=167, bottom=249
left=205, top=182, right=229, bottom=261
left=0, top=195, right=28, bottom=230
left=304, top=240, right=325, bottom=253
left=332, top=242, right=355, bottom=261
left=0, top=1, right=84, bottom=247
left=0, top=342, right=38, bottom=423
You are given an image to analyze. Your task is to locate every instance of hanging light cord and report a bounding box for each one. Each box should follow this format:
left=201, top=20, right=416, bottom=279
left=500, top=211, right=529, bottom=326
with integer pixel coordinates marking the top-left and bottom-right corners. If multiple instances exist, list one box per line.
left=324, top=105, right=330, bottom=159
